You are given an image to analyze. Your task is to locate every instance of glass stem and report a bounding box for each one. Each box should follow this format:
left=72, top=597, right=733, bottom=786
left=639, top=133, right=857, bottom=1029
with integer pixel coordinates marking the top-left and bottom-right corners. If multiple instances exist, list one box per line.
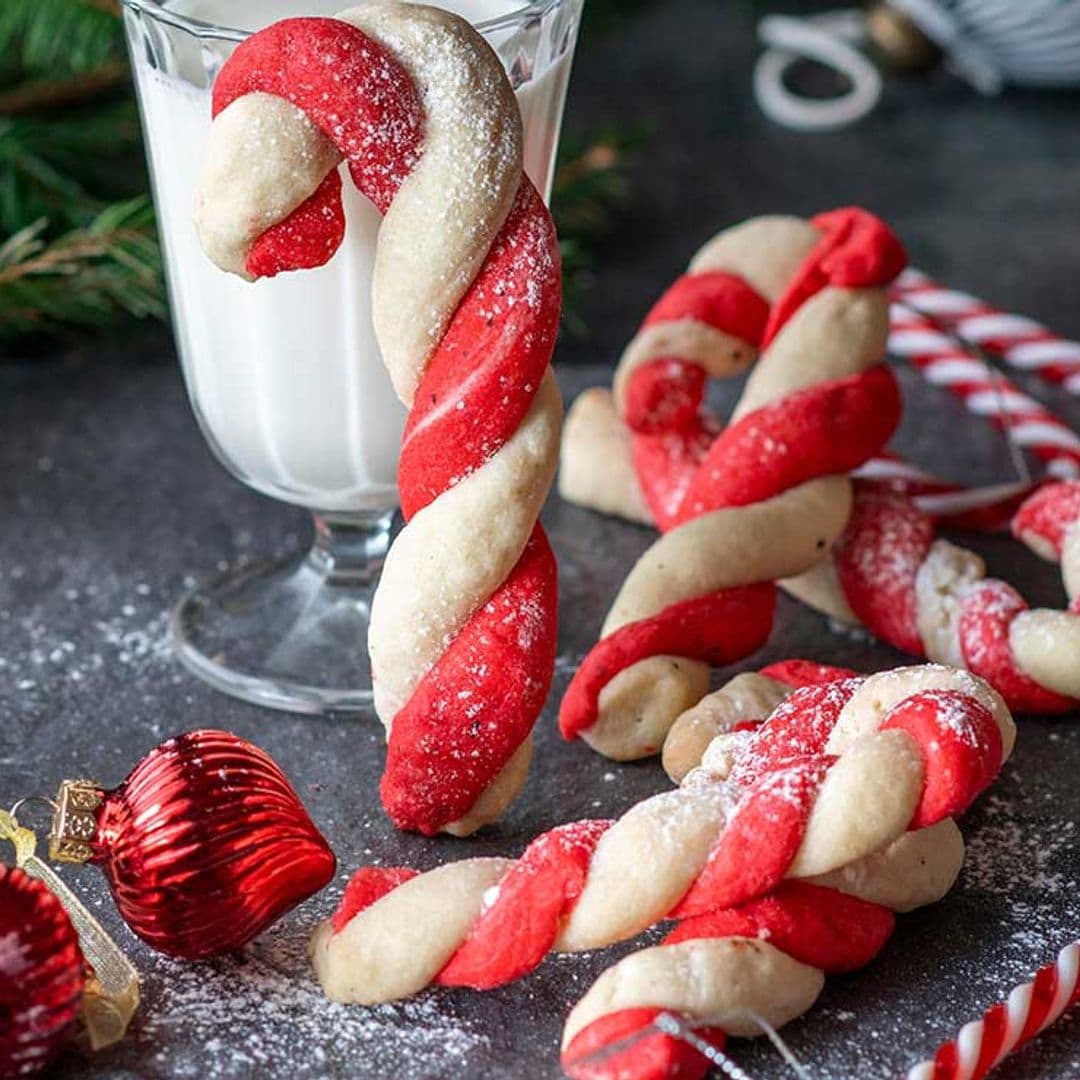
left=307, top=509, right=395, bottom=587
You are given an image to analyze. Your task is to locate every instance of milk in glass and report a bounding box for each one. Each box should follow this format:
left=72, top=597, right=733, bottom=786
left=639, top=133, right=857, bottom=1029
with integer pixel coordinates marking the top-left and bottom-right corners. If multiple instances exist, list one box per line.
left=132, top=0, right=574, bottom=511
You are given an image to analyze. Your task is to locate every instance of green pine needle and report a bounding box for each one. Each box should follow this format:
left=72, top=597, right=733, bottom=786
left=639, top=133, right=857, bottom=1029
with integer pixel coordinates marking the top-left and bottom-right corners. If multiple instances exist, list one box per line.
left=552, top=127, right=649, bottom=336
left=0, top=0, right=123, bottom=83
left=0, top=0, right=651, bottom=344
left=0, top=197, right=166, bottom=340
left=0, top=99, right=146, bottom=234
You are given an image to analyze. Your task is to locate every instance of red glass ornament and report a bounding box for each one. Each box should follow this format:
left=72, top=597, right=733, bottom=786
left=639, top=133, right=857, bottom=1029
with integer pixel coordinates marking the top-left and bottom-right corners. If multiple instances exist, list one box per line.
left=0, top=865, right=85, bottom=1078
left=72, top=730, right=335, bottom=960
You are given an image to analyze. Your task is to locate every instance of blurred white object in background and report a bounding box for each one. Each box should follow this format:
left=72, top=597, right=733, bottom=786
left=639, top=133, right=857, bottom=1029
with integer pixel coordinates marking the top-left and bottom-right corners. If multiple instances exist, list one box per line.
left=755, top=11, right=883, bottom=131
left=894, top=0, right=1080, bottom=91
left=755, top=0, right=1080, bottom=131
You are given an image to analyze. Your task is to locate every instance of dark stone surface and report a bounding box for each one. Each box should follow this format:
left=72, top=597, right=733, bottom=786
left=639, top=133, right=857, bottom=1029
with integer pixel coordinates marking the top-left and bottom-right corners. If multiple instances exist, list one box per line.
left=2, top=1, right=1079, bottom=1078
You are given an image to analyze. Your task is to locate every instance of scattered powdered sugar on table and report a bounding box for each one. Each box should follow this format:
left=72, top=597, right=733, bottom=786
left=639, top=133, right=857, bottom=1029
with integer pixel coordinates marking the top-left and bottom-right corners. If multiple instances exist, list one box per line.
left=964, top=792, right=1071, bottom=899
left=136, top=913, right=489, bottom=1080
left=0, top=571, right=173, bottom=702
left=963, top=791, right=1074, bottom=945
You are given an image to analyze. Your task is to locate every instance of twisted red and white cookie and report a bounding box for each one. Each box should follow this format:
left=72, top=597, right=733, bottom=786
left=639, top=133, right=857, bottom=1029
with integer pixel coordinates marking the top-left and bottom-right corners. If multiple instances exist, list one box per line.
left=558, top=666, right=1016, bottom=1080
left=558, top=209, right=906, bottom=760
left=195, top=3, right=563, bottom=835
left=661, top=658, right=857, bottom=782
left=309, top=664, right=1013, bottom=1005
left=796, top=479, right=1080, bottom=711
left=1010, top=481, right=1080, bottom=695
left=560, top=216, right=1080, bottom=747
left=560, top=833, right=958, bottom=1080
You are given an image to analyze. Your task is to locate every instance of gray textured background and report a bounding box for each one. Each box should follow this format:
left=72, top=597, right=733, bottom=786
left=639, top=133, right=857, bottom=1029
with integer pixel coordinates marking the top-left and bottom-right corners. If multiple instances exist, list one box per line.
left=3, top=1, right=1080, bottom=1077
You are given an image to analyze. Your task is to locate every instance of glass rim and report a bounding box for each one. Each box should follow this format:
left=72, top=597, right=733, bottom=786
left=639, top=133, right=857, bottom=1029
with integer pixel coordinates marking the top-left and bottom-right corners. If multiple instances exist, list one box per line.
left=119, top=0, right=568, bottom=42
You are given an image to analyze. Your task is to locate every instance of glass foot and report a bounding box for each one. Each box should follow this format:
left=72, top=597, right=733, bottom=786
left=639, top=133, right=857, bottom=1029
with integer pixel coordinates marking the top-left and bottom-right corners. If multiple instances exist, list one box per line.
left=170, top=509, right=395, bottom=715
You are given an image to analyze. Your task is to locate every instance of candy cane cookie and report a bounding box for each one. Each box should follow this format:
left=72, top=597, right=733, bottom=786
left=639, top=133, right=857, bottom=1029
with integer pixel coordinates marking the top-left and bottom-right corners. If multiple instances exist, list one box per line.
left=309, top=664, right=1013, bottom=1005
left=194, top=4, right=562, bottom=835
left=560, top=215, right=1080, bottom=729
left=660, top=658, right=857, bottom=783
left=560, top=834, right=961, bottom=1080
left=790, top=479, right=1080, bottom=713
left=559, top=669, right=1014, bottom=1080
left=558, top=208, right=906, bottom=759
left=561, top=851, right=959, bottom=1080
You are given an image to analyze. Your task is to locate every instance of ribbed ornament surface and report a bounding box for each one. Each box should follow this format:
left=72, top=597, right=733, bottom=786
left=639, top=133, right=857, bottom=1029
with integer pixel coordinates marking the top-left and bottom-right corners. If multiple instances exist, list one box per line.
left=0, top=865, right=84, bottom=1078
left=91, top=730, right=335, bottom=959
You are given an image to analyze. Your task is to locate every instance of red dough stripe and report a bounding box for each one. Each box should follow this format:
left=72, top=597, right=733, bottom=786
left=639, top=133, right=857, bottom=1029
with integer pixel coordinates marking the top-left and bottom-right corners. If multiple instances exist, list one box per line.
left=764, top=207, right=907, bottom=346
left=675, top=364, right=902, bottom=523
left=624, top=359, right=707, bottom=436
left=331, top=866, right=420, bottom=933
left=642, top=271, right=770, bottom=344
left=247, top=169, right=346, bottom=280
left=381, top=528, right=558, bottom=835
left=880, top=689, right=1004, bottom=828
left=958, top=581, right=1075, bottom=715
left=400, top=183, right=562, bottom=516
left=1012, top=480, right=1080, bottom=555
left=437, top=819, right=611, bottom=988
left=729, top=679, right=861, bottom=788
left=665, top=880, right=895, bottom=973
left=758, top=659, right=860, bottom=687
left=631, top=419, right=718, bottom=531
left=835, top=485, right=935, bottom=657
left=562, top=1007, right=723, bottom=1080
left=671, top=759, right=831, bottom=917
left=212, top=17, right=563, bottom=832
left=558, top=585, right=777, bottom=742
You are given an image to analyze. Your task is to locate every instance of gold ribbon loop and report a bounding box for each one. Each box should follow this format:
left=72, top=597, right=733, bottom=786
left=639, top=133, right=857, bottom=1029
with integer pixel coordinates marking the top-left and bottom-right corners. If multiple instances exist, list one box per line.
left=1, top=808, right=140, bottom=1050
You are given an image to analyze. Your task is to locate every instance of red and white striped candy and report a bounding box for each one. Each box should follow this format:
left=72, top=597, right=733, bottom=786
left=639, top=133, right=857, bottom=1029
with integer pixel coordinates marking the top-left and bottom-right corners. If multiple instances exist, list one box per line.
left=854, top=450, right=1029, bottom=531
left=888, top=299, right=1080, bottom=482
left=907, top=940, right=1080, bottom=1080
left=893, top=268, right=1080, bottom=394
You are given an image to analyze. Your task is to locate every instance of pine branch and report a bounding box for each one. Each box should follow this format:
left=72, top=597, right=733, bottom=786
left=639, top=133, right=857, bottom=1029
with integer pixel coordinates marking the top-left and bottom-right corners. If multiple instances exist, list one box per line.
left=0, top=58, right=130, bottom=114
left=0, top=99, right=145, bottom=235
left=0, top=0, right=123, bottom=83
left=0, top=198, right=166, bottom=340
left=552, top=127, right=650, bottom=335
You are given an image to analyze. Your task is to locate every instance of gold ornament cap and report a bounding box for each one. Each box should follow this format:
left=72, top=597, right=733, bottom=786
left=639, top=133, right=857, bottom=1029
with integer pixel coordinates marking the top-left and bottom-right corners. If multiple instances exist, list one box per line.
left=48, top=778, right=104, bottom=864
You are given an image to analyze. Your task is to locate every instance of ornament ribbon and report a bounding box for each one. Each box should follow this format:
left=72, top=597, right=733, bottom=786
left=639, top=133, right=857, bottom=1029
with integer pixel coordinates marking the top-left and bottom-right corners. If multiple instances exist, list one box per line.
left=0, top=806, right=139, bottom=1050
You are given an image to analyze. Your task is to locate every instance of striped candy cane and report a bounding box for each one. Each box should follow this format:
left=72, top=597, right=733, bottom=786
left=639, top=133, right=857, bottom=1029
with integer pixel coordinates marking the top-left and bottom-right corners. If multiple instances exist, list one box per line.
left=894, top=268, right=1080, bottom=394
left=853, top=450, right=1032, bottom=530
left=889, top=300, right=1080, bottom=484
left=872, top=298, right=1080, bottom=527
left=907, top=941, right=1080, bottom=1080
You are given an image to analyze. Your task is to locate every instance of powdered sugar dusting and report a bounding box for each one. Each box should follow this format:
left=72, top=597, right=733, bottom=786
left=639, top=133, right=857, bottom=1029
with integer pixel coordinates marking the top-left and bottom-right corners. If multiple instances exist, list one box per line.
left=964, top=792, right=1072, bottom=904
left=133, top=911, right=489, bottom=1079
left=916, top=687, right=991, bottom=750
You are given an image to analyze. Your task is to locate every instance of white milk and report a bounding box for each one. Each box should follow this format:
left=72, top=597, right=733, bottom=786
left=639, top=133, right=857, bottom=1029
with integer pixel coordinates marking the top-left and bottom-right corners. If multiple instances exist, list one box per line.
left=134, top=0, right=575, bottom=511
